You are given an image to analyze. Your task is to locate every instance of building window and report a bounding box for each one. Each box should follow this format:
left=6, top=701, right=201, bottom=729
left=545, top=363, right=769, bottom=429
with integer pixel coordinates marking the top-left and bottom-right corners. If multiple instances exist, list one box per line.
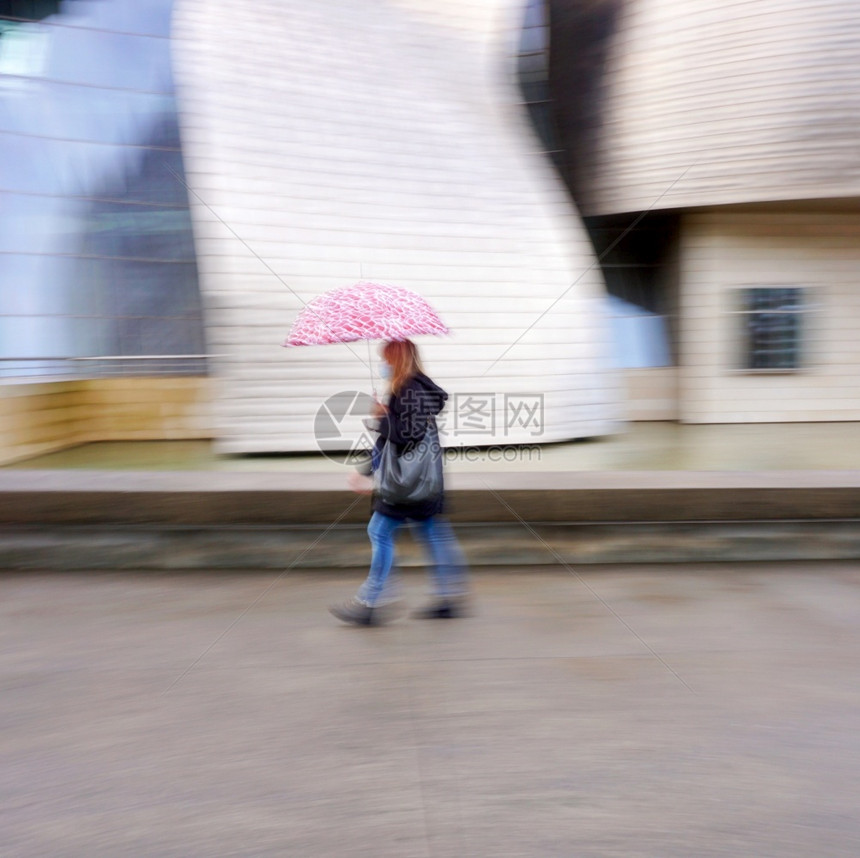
left=734, top=287, right=807, bottom=371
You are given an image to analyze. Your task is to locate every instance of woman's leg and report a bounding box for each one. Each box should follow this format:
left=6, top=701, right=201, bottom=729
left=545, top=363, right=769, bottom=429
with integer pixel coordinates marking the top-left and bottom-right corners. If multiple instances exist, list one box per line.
left=411, top=515, right=469, bottom=601
left=356, top=512, right=402, bottom=607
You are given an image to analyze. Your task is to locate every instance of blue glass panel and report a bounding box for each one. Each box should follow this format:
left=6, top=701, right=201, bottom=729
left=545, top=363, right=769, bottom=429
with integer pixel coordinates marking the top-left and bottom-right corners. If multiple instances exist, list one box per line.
left=519, top=26, right=547, bottom=56
left=0, top=192, right=81, bottom=254
left=60, top=0, right=174, bottom=38
left=44, top=29, right=172, bottom=92
left=0, top=0, right=204, bottom=373
left=523, top=0, right=546, bottom=29
left=0, top=313, right=73, bottom=358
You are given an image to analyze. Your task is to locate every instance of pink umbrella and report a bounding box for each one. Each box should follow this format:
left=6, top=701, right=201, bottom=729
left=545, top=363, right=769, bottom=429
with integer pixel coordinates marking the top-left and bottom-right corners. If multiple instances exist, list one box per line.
left=283, top=281, right=448, bottom=347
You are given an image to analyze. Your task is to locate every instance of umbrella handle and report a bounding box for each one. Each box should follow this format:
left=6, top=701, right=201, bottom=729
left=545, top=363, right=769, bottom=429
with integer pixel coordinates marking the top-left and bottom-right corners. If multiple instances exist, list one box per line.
left=366, top=338, right=376, bottom=399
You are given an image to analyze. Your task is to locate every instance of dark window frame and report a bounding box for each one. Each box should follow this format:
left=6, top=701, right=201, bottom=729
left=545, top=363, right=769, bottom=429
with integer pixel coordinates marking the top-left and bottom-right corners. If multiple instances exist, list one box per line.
left=731, top=286, right=810, bottom=373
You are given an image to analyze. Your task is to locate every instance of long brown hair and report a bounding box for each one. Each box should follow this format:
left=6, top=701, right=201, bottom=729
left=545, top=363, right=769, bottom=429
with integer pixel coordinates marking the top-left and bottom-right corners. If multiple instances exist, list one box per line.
left=382, top=339, right=423, bottom=395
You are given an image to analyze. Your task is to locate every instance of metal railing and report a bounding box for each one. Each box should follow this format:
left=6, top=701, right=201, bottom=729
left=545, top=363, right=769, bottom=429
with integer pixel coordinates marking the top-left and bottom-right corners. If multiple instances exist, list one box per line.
left=0, top=355, right=210, bottom=381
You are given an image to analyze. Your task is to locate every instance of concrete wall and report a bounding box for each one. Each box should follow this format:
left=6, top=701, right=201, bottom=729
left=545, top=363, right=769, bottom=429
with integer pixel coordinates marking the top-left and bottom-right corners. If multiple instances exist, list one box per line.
left=678, top=209, right=860, bottom=423
left=172, top=0, right=622, bottom=454
left=581, top=0, right=860, bottom=215
left=0, top=378, right=211, bottom=466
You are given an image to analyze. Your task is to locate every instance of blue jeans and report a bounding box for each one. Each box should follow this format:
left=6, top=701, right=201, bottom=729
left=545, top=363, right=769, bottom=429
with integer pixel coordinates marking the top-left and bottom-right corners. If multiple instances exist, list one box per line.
left=357, top=512, right=468, bottom=607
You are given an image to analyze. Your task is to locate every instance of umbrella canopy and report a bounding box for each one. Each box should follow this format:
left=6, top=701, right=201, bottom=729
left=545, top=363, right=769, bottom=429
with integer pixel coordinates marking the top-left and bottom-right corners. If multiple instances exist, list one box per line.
left=283, top=281, right=449, bottom=347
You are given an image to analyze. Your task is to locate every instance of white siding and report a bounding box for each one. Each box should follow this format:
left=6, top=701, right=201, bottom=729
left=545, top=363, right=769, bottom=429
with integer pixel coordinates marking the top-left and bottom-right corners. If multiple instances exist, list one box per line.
left=585, top=0, right=860, bottom=215
left=172, top=0, right=621, bottom=453
left=679, top=210, right=860, bottom=423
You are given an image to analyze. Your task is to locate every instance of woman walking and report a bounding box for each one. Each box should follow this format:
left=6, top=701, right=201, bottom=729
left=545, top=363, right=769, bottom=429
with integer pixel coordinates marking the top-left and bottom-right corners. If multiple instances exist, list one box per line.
left=330, top=339, right=469, bottom=626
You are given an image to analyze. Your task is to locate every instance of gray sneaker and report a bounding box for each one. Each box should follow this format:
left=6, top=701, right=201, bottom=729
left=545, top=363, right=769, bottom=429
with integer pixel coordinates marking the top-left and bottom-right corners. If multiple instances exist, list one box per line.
left=329, top=598, right=375, bottom=626
left=329, top=598, right=406, bottom=626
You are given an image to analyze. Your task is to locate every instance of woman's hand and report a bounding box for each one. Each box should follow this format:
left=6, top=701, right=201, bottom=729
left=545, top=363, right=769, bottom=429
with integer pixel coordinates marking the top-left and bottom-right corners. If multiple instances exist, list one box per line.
left=371, top=399, right=388, bottom=418
left=348, top=471, right=374, bottom=495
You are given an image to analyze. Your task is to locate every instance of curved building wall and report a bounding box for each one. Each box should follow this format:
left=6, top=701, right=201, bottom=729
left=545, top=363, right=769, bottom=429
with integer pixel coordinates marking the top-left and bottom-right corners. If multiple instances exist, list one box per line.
left=583, top=0, right=860, bottom=215
left=172, top=0, right=620, bottom=453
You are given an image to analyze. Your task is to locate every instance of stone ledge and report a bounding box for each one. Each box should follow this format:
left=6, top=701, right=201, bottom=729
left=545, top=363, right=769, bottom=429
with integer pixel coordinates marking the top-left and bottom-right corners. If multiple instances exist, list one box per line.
left=0, top=469, right=859, bottom=524
left=2, top=521, right=860, bottom=570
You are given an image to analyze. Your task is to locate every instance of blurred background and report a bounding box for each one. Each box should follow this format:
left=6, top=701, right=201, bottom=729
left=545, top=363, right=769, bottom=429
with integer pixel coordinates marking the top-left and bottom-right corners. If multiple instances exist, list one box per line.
left=2, top=0, right=859, bottom=465
left=3, top=8, right=859, bottom=856
left=0, top=0, right=205, bottom=377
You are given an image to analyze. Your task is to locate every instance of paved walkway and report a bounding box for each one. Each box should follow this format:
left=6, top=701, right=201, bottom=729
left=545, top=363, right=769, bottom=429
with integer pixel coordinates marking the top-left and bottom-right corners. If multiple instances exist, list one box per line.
left=7, top=421, right=860, bottom=473
left=3, top=563, right=859, bottom=856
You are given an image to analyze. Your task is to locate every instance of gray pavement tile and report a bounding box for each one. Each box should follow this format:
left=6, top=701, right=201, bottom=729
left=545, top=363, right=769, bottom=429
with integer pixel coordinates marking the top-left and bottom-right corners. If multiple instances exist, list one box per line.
left=3, top=566, right=860, bottom=857
left=2, top=664, right=430, bottom=857
left=580, top=563, right=860, bottom=656
left=10, top=423, right=860, bottom=472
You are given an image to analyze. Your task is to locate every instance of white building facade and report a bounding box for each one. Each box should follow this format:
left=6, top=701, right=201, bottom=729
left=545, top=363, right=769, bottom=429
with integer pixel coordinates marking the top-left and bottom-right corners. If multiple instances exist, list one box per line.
left=172, top=0, right=622, bottom=453
left=577, top=0, right=860, bottom=423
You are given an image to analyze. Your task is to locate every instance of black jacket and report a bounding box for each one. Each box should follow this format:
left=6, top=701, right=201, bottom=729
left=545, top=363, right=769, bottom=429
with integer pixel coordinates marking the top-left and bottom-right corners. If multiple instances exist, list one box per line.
left=372, top=372, right=448, bottom=521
